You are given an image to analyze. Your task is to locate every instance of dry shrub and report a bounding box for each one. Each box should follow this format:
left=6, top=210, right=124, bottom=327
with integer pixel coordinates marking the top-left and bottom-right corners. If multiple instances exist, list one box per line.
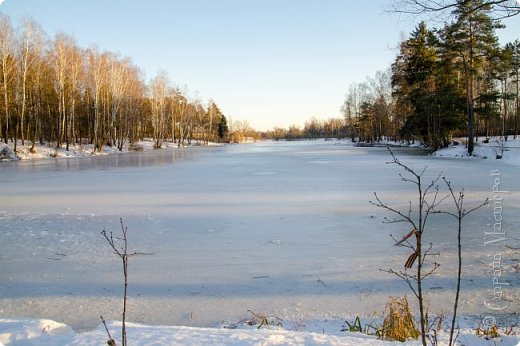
left=380, top=296, right=420, bottom=341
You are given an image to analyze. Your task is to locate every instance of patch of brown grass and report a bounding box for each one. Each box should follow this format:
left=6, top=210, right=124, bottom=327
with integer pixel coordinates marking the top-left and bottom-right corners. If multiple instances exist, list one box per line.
left=380, top=296, right=420, bottom=342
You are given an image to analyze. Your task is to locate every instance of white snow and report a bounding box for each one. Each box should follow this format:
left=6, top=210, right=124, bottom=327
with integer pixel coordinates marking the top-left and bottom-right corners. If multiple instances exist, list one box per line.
left=433, top=137, right=520, bottom=166
left=1, top=138, right=519, bottom=345
left=1, top=318, right=520, bottom=345
left=0, top=139, right=218, bottom=162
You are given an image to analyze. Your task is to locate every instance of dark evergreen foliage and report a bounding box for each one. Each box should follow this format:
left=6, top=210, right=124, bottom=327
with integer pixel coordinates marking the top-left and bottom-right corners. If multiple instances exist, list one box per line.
left=218, top=113, right=228, bottom=140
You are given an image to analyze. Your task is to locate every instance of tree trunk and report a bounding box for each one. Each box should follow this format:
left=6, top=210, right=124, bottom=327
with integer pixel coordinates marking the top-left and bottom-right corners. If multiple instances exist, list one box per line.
left=3, top=66, right=9, bottom=144
left=449, top=215, right=463, bottom=346
left=515, top=70, right=520, bottom=139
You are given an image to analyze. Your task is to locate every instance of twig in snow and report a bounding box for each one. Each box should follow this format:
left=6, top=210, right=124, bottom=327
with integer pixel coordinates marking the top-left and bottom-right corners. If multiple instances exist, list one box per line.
left=100, top=315, right=116, bottom=346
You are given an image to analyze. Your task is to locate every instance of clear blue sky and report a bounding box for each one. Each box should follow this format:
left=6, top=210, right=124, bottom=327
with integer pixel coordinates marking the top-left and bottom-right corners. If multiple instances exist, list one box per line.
left=1, top=0, right=518, bottom=131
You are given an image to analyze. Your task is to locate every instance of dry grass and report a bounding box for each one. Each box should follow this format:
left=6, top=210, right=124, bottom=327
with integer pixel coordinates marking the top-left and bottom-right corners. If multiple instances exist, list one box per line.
left=380, top=296, right=420, bottom=342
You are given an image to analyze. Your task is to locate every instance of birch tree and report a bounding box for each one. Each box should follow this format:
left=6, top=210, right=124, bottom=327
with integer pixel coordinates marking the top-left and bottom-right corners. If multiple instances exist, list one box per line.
left=65, top=39, right=83, bottom=149
left=0, top=16, right=228, bottom=151
left=107, top=54, right=131, bottom=150
left=52, top=32, right=72, bottom=148
left=0, top=14, right=16, bottom=144
left=125, top=67, right=146, bottom=143
left=150, top=71, right=169, bottom=148
left=17, top=18, right=35, bottom=146
left=87, top=47, right=108, bottom=151
left=27, top=23, right=47, bottom=151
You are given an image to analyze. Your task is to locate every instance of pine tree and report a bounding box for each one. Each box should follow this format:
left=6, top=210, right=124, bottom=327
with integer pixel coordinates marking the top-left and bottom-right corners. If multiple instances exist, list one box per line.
left=443, top=0, right=502, bottom=154
left=392, top=22, right=454, bottom=149
left=217, top=113, right=228, bottom=141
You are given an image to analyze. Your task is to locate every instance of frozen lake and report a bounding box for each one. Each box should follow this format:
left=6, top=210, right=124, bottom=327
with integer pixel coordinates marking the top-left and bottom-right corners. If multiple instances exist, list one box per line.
left=0, top=140, right=518, bottom=332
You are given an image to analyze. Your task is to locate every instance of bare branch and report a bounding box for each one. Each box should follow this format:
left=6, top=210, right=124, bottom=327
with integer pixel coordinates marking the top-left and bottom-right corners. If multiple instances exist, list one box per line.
left=389, top=0, right=519, bottom=21
left=370, top=192, right=418, bottom=229
left=380, top=268, right=419, bottom=298
left=421, top=262, right=440, bottom=280
left=463, top=198, right=490, bottom=217
left=391, top=233, right=416, bottom=250
left=386, top=147, right=422, bottom=180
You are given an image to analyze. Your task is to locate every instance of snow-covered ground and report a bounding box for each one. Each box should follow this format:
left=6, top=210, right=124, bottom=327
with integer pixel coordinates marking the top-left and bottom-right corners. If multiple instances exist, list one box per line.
left=3, top=317, right=520, bottom=345
left=0, top=139, right=519, bottom=345
left=433, top=136, right=520, bottom=166
left=0, top=139, right=217, bottom=162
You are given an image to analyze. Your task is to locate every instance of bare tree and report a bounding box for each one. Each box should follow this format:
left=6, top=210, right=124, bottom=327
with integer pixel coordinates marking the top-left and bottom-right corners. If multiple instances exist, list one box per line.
left=390, top=0, right=519, bottom=20
left=65, top=38, right=83, bottom=149
left=17, top=18, right=47, bottom=152
left=17, top=18, right=36, bottom=146
left=28, top=29, right=47, bottom=152
left=101, top=219, right=152, bottom=346
left=0, top=14, right=16, bottom=145
left=192, top=99, right=207, bottom=144
left=172, top=93, right=188, bottom=146
left=433, top=178, right=488, bottom=346
left=371, top=148, right=444, bottom=346
left=150, top=71, right=169, bottom=149
left=179, top=101, right=196, bottom=146
left=107, top=55, right=133, bottom=150
left=87, top=47, right=108, bottom=151
left=124, top=68, right=146, bottom=143
left=230, top=119, right=254, bottom=143
left=0, top=16, right=228, bottom=154
left=52, top=32, right=73, bottom=149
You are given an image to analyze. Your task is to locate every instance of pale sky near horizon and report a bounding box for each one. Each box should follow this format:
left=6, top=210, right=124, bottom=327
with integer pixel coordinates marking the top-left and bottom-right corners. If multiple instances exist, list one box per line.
left=1, top=0, right=519, bottom=131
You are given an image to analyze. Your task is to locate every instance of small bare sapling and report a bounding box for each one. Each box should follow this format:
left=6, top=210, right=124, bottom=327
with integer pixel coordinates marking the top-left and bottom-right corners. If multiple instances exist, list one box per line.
left=371, top=148, right=443, bottom=346
left=101, top=218, right=154, bottom=346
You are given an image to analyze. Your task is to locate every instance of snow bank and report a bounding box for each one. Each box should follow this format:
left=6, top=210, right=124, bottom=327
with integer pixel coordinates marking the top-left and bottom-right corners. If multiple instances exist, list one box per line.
left=1, top=318, right=520, bottom=345
left=0, top=318, right=406, bottom=346
left=432, top=137, right=520, bottom=166
left=0, top=139, right=219, bottom=162
left=0, top=318, right=74, bottom=345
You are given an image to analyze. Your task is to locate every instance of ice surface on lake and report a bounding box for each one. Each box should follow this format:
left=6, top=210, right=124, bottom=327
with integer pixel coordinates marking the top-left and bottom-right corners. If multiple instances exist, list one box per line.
left=0, top=141, right=518, bottom=332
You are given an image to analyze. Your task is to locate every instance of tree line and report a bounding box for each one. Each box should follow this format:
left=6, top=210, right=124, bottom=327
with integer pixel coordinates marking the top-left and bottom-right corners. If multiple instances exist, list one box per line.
left=0, top=14, right=231, bottom=153
left=342, top=0, right=519, bottom=153
left=265, top=1, right=519, bottom=150
left=264, top=117, right=349, bottom=141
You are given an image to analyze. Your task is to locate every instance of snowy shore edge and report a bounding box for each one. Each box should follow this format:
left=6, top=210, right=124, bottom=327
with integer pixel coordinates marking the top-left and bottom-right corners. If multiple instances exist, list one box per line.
left=1, top=137, right=519, bottom=166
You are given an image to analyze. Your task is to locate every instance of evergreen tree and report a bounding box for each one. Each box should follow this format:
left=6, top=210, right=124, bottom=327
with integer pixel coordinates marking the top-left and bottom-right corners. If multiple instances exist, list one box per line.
left=402, top=22, right=438, bottom=146
left=218, top=113, right=228, bottom=140
left=392, top=22, right=457, bottom=149
left=443, top=0, right=502, bottom=154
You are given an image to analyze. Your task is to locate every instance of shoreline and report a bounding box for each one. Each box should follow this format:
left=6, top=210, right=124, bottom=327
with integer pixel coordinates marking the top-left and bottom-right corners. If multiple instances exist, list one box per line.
left=0, top=139, right=223, bottom=163
left=2, top=137, right=520, bottom=166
